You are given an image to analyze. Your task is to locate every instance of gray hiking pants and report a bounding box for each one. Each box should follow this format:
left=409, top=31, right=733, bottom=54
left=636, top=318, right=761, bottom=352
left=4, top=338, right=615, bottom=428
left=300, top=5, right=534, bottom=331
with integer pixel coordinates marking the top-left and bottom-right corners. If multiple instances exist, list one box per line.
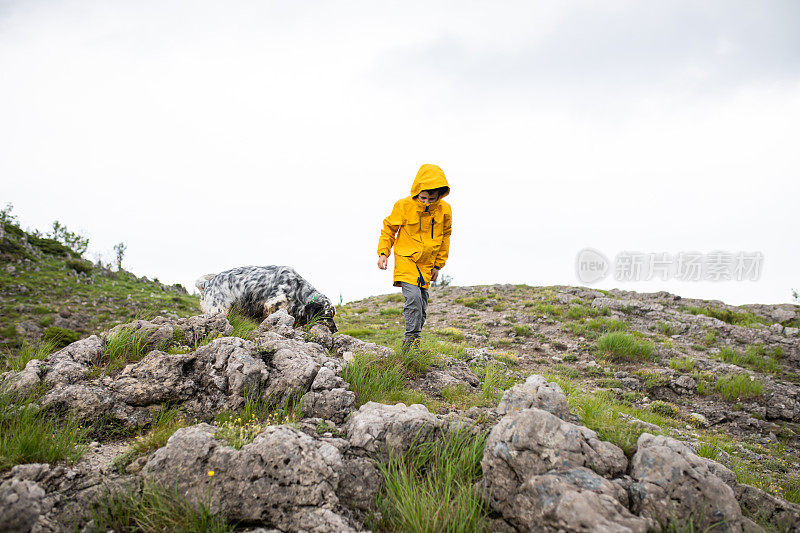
left=401, top=281, right=429, bottom=339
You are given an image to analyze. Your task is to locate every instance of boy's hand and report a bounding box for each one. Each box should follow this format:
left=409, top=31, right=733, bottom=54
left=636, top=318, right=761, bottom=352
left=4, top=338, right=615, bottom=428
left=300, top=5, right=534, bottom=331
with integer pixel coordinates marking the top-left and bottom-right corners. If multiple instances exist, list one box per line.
left=430, top=267, right=439, bottom=281
left=377, top=255, right=388, bottom=270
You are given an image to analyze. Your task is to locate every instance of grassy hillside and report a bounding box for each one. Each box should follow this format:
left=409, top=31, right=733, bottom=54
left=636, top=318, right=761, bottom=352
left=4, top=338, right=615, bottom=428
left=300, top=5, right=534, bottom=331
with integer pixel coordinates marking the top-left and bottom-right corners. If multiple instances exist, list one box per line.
left=0, top=218, right=200, bottom=355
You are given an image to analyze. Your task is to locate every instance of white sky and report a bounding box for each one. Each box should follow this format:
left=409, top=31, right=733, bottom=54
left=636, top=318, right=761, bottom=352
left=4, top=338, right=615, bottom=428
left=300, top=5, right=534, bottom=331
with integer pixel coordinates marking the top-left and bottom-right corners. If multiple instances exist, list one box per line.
left=1, top=0, right=798, bottom=306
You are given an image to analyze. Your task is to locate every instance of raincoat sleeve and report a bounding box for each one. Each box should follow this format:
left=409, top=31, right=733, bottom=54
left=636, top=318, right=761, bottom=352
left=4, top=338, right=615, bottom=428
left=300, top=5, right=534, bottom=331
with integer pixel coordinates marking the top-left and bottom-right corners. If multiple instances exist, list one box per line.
left=434, top=210, right=451, bottom=269
left=377, top=200, right=404, bottom=257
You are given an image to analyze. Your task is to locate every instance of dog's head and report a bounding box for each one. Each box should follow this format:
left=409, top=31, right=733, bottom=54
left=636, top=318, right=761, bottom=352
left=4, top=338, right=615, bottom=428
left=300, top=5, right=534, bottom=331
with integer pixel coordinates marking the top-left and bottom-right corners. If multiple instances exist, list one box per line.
left=303, top=292, right=338, bottom=333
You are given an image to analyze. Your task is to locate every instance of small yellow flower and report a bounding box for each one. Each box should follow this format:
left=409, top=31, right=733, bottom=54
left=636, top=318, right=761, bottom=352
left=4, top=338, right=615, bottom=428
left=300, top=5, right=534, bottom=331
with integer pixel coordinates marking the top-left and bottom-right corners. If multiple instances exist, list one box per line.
left=208, top=470, right=215, bottom=477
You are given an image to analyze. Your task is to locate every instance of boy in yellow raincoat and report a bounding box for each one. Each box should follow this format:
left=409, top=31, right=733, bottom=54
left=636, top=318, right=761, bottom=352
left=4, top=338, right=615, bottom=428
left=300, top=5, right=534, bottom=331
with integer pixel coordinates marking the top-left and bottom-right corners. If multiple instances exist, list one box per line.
left=377, top=164, right=452, bottom=354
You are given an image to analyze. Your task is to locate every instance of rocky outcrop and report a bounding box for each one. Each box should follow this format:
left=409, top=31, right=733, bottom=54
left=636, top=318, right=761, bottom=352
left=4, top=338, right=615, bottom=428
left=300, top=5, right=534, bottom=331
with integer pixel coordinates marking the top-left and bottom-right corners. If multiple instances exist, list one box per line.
left=496, top=373, right=571, bottom=419
left=629, top=434, right=743, bottom=531
left=142, top=424, right=357, bottom=532
left=481, top=407, right=640, bottom=532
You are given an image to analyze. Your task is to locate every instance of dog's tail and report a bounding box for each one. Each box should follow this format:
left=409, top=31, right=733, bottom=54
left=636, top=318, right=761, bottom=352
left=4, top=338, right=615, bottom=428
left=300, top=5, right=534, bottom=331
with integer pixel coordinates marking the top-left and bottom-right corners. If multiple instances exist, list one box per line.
left=195, top=273, right=216, bottom=293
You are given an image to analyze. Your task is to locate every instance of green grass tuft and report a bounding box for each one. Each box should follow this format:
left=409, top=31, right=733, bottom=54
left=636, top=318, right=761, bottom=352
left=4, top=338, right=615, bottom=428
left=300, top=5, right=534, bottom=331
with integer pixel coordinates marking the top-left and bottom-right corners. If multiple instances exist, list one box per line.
left=4, top=337, right=59, bottom=371
left=89, top=479, right=233, bottom=533
left=371, top=426, right=489, bottom=532
left=597, top=332, right=655, bottom=361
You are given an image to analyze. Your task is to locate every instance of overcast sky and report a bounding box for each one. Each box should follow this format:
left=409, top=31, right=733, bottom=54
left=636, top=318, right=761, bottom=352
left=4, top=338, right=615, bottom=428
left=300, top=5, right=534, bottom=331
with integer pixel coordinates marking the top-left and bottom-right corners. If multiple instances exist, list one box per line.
left=2, top=0, right=798, bottom=306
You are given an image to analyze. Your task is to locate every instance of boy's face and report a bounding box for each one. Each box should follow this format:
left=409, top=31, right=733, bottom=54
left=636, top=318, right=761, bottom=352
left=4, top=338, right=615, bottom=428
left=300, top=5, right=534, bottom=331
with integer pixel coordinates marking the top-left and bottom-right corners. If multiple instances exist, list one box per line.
left=417, top=190, right=439, bottom=205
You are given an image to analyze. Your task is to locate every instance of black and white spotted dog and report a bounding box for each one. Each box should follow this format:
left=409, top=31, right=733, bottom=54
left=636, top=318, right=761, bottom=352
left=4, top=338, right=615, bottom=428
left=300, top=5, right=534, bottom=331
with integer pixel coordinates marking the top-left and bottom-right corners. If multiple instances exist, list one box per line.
left=195, top=266, right=337, bottom=332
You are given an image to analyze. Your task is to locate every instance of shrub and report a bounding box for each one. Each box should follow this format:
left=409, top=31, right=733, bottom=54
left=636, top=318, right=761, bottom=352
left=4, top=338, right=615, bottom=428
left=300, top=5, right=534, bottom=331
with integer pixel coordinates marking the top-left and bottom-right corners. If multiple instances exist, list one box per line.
left=113, top=408, right=191, bottom=472
left=657, top=322, right=677, bottom=336
left=66, top=258, right=93, bottom=274
left=513, top=324, right=532, bottom=337
left=43, top=326, right=80, bottom=348
left=435, top=327, right=465, bottom=341
left=597, top=332, right=655, bottom=361
left=648, top=400, right=679, bottom=418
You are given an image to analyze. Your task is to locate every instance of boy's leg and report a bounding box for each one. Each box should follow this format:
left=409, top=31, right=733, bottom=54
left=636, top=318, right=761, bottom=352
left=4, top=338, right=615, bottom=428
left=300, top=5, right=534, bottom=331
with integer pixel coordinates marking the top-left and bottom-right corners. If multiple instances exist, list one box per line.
left=401, top=282, right=425, bottom=348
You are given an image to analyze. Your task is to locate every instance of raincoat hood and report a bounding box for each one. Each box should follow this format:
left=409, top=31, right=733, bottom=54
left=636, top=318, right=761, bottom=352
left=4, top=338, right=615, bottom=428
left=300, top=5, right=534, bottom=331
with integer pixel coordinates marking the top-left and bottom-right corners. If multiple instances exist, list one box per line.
left=410, top=164, right=450, bottom=199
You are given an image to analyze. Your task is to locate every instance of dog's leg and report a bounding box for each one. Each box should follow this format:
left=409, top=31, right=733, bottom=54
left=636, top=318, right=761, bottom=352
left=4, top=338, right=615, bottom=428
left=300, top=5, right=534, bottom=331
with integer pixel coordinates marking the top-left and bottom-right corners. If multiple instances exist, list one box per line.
left=262, top=293, right=289, bottom=316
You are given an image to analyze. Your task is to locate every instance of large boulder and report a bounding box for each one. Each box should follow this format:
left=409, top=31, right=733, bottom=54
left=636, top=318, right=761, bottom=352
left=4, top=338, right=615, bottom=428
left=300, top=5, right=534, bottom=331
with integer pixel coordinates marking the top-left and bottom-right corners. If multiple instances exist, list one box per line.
left=496, top=374, right=571, bottom=419
left=0, top=359, right=45, bottom=398
left=345, top=402, right=441, bottom=457
left=109, top=350, right=197, bottom=406
left=142, top=424, right=355, bottom=532
left=629, top=434, right=743, bottom=532
left=0, top=478, right=47, bottom=533
left=302, top=389, right=355, bottom=425
left=481, top=407, right=640, bottom=532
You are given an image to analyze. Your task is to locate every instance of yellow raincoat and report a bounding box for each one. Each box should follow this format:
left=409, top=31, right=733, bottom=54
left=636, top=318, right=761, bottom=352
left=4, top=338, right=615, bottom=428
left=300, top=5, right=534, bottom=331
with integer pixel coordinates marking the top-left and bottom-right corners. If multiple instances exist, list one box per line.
left=377, top=164, right=452, bottom=289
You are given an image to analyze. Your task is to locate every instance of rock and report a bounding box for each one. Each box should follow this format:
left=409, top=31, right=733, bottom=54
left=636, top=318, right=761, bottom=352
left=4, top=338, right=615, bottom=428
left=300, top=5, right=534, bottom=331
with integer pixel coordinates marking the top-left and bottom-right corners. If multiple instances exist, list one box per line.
left=332, top=334, right=392, bottom=359
left=629, top=433, right=743, bottom=532
left=481, top=407, right=638, bottom=532
left=259, top=309, right=296, bottom=331
left=0, top=478, right=47, bottom=533
left=0, top=359, right=45, bottom=398
left=305, top=324, right=334, bottom=350
left=102, top=320, right=174, bottom=353
left=110, top=350, right=197, bottom=406
left=45, top=358, right=88, bottom=386
left=671, top=374, right=696, bottom=393
left=618, top=413, right=661, bottom=433
left=142, top=424, right=355, bottom=532
left=771, top=307, right=797, bottom=323
left=688, top=412, right=709, bottom=428
left=175, top=314, right=234, bottom=345
left=336, top=456, right=380, bottom=512
left=784, top=326, right=799, bottom=337
left=193, top=337, right=271, bottom=402
left=345, top=402, right=441, bottom=457
left=735, top=483, right=800, bottom=530
left=301, top=388, right=356, bottom=425
left=41, top=383, right=114, bottom=421
left=311, top=365, right=346, bottom=391
left=47, top=335, right=103, bottom=366
left=496, top=374, right=570, bottom=419
left=261, top=341, right=321, bottom=402
left=414, top=362, right=480, bottom=397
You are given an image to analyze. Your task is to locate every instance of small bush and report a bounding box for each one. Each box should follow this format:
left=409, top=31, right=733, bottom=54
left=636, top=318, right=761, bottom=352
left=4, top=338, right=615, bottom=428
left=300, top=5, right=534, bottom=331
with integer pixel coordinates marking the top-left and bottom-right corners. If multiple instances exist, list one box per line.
left=113, top=408, right=191, bottom=472
left=66, top=258, right=93, bottom=274
left=649, top=400, right=679, bottom=418
left=214, top=396, right=301, bottom=449
left=435, top=327, right=465, bottom=341
left=597, top=332, right=655, bottom=361
left=42, top=326, right=80, bottom=348
left=512, top=324, right=532, bottom=337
